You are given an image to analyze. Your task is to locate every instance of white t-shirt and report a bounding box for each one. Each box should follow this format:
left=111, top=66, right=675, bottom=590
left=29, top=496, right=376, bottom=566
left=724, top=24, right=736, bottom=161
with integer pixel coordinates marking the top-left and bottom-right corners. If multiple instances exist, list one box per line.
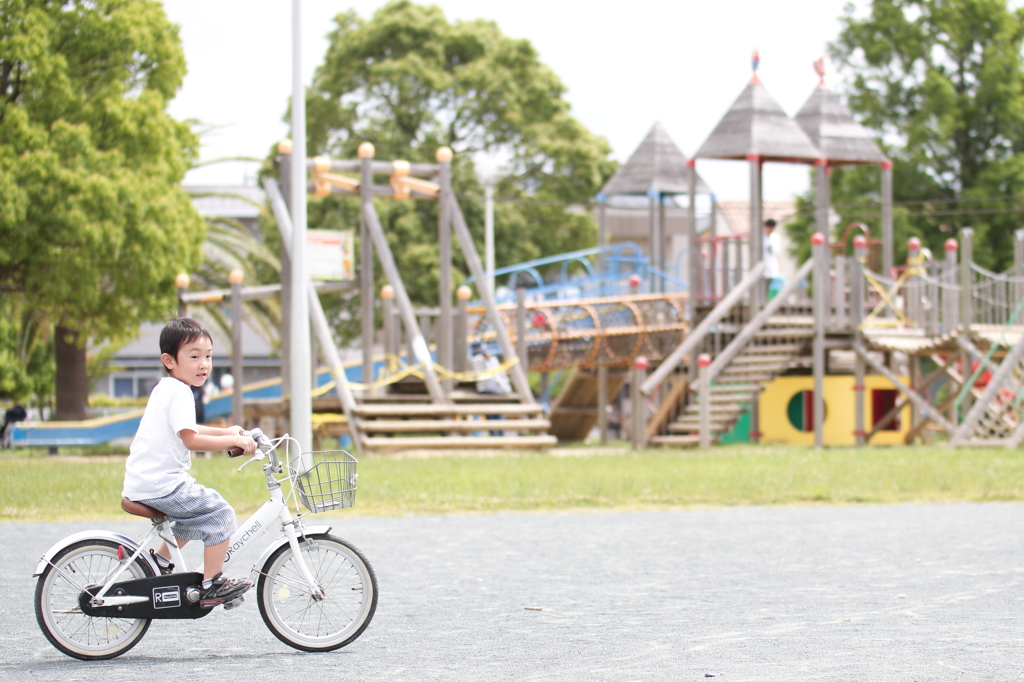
left=471, top=353, right=512, bottom=395
left=122, top=377, right=199, bottom=500
left=764, top=229, right=783, bottom=279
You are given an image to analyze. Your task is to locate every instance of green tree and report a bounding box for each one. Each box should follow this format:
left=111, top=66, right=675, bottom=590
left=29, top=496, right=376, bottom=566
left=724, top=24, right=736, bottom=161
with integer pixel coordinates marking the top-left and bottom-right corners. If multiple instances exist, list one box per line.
left=293, top=0, right=615, bottom=342
left=816, top=0, right=1024, bottom=270
left=0, top=0, right=205, bottom=419
left=0, top=295, right=55, bottom=416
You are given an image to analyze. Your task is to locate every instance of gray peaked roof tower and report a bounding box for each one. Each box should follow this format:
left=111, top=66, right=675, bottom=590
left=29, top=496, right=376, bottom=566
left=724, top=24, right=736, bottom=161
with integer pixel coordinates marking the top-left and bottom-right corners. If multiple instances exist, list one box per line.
left=694, top=77, right=821, bottom=163
left=601, top=123, right=711, bottom=196
left=794, top=59, right=894, bottom=278
left=793, top=79, right=886, bottom=166
left=598, top=124, right=714, bottom=295
left=691, top=52, right=823, bottom=320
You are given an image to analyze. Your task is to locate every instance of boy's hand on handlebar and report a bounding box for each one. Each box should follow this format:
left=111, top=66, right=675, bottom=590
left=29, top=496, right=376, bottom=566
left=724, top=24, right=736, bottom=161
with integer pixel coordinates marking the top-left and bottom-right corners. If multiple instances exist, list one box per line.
left=232, top=436, right=257, bottom=455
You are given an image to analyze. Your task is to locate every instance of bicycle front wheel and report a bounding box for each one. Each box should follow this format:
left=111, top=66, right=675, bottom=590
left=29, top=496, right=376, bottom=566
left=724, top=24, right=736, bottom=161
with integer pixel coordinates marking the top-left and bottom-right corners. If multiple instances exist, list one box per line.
left=257, top=533, right=377, bottom=651
left=35, top=539, right=154, bottom=660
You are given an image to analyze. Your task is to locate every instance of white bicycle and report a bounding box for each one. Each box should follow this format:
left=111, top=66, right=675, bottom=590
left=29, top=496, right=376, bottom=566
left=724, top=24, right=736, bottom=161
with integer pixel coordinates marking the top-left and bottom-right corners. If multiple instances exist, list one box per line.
left=33, top=429, right=377, bottom=660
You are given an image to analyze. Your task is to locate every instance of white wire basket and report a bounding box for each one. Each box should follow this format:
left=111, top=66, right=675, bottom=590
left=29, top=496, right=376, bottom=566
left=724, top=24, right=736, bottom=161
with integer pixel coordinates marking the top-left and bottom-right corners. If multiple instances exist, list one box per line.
left=288, top=450, right=358, bottom=513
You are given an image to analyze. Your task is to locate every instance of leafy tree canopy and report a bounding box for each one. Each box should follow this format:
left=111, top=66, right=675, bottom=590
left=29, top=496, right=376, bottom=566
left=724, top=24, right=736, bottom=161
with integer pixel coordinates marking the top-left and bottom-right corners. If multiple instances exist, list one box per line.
left=291, top=0, right=615, bottom=340
left=790, top=0, right=1024, bottom=270
left=0, top=0, right=205, bottom=416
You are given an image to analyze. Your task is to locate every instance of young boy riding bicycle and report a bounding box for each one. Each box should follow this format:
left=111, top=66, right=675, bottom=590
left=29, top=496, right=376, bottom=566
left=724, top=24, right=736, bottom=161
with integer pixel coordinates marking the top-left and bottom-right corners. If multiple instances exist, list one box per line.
left=122, top=317, right=257, bottom=608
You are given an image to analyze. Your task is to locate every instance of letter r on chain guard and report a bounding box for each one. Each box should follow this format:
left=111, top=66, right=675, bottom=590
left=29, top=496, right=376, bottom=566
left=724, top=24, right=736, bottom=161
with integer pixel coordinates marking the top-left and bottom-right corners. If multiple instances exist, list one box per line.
left=79, top=572, right=213, bottom=620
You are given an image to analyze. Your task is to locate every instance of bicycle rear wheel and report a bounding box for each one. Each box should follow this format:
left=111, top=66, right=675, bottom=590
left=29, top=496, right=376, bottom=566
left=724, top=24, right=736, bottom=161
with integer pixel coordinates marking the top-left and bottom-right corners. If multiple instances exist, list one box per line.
left=256, top=533, right=377, bottom=651
left=35, top=539, right=154, bottom=660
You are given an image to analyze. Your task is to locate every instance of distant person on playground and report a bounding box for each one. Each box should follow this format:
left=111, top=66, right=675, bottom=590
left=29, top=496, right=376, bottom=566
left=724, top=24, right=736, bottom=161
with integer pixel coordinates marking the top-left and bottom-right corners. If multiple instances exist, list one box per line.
left=763, top=218, right=785, bottom=298
left=121, top=317, right=257, bottom=608
left=470, top=341, right=511, bottom=435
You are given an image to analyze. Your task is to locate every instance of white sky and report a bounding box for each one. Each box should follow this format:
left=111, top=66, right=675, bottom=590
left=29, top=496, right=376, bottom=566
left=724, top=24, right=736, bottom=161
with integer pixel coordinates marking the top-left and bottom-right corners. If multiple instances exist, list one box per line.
left=163, top=0, right=855, bottom=201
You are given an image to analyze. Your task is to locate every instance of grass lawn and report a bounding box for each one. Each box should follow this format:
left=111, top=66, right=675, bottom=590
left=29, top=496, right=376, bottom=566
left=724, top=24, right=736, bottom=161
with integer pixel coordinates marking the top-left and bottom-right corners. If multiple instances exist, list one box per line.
left=3, top=443, right=1024, bottom=522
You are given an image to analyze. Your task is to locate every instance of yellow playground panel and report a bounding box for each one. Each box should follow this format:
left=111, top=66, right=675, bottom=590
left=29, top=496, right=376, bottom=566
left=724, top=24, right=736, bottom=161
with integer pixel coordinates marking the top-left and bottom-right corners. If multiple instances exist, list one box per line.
left=759, top=375, right=911, bottom=446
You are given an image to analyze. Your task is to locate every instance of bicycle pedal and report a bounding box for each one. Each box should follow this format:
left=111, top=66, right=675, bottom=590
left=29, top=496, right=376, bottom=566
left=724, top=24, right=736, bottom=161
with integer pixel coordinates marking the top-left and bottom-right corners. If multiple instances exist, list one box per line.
left=223, top=596, right=245, bottom=611
left=149, top=549, right=175, bottom=575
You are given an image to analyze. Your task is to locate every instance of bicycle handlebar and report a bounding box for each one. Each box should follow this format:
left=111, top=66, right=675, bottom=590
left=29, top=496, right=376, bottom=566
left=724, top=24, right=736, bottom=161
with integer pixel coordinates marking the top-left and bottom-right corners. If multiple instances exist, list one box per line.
left=242, top=428, right=283, bottom=473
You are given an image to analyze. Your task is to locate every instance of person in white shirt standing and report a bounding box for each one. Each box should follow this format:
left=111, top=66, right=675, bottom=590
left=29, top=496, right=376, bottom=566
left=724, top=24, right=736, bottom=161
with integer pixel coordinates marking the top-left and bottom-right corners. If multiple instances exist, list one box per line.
left=763, top=218, right=786, bottom=299
left=122, top=317, right=257, bottom=608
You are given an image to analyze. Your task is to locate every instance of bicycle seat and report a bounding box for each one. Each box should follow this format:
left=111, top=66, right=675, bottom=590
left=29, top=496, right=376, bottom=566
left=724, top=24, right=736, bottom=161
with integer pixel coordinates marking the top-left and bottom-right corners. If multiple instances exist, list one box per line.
left=121, top=498, right=166, bottom=519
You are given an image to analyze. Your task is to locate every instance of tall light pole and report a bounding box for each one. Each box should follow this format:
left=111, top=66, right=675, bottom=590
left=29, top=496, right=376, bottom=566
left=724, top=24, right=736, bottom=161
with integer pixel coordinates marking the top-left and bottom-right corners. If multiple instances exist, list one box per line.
left=289, top=0, right=312, bottom=453
left=484, top=178, right=496, bottom=297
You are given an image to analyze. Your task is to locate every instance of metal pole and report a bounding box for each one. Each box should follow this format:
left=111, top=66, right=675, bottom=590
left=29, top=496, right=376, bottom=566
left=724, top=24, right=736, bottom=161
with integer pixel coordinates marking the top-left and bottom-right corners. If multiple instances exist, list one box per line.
left=816, top=159, right=830, bottom=237
left=698, top=353, right=711, bottom=449
left=455, top=286, right=470, bottom=373
left=833, top=255, right=847, bottom=331
left=229, top=269, right=244, bottom=428
left=175, top=273, right=189, bottom=318
left=909, top=354, right=921, bottom=441
left=944, top=238, right=959, bottom=426
left=597, top=365, right=608, bottom=445
left=960, top=228, right=974, bottom=331
left=359, top=144, right=375, bottom=397
left=853, top=235, right=867, bottom=445
left=1015, top=230, right=1024, bottom=304
left=648, top=189, right=659, bottom=294
left=289, top=0, right=312, bottom=452
left=688, top=159, right=698, bottom=303
left=597, top=192, right=607, bottom=296
left=310, top=315, right=318, bottom=389
left=958, top=227, right=974, bottom=417
left=277, top=141, right=292, bottom=401
left=815, top=159, right=831, bottom=329
left=710, top=193, right=718, bottom=300
left=485, top=181, right=495, bottom=298
left=632, top=356, right=648, bottom=450
left=659, top=197, right=667, bottom=293
left=438, top=153, right=453, bottom=392
left=944, top=239, right=958, bottom=333
left=881, top=160, right=893, bottom=277
left=812, top=232, right=826, bottom=448
left=907, top=237, right=921, bottom=329
left=748, top=155, right=763, bottom=313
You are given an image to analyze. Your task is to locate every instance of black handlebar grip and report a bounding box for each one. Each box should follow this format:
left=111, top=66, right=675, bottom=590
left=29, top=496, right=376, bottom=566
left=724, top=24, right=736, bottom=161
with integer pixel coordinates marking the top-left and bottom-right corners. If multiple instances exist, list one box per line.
left=228, top=446, right=245, bottom=457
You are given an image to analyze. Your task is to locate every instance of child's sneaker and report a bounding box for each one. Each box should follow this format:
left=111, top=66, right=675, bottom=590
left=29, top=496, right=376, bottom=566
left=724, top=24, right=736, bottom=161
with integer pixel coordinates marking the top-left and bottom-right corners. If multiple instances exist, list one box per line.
left=199, top=573, right=253, bottom=608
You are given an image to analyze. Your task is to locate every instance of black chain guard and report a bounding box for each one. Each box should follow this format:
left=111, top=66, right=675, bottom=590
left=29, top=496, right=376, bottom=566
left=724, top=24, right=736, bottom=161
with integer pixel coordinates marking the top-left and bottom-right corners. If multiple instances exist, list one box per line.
left=79, top=572, right=214, bottom=620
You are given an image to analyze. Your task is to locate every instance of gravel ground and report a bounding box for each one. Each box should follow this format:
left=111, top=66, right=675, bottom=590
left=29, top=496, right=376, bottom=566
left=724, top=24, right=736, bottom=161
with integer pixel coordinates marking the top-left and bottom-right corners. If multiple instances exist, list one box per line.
left=2, top=503, right=1022, bottom=681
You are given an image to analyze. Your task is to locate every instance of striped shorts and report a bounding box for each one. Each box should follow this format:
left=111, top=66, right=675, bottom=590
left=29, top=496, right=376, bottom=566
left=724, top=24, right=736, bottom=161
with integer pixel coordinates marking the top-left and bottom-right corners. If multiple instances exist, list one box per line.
left=140, top=479, right=237, bottom=546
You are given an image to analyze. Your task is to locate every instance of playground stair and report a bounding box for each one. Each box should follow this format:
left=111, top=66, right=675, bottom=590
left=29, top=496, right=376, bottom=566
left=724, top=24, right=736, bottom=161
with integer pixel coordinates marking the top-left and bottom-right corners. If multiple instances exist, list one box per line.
left=353, top=394, right=556, bottom=451
left=649, top=316, right=812, bottom=447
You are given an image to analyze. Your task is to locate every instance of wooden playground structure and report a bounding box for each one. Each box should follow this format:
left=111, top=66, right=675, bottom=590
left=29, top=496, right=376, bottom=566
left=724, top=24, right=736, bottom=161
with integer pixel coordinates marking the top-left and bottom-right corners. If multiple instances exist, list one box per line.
left=180, top=54, right=1024, bottom=453
left=15, top=54, right=1024, bottom=453
left=634, top=57, right=1024, bottom=450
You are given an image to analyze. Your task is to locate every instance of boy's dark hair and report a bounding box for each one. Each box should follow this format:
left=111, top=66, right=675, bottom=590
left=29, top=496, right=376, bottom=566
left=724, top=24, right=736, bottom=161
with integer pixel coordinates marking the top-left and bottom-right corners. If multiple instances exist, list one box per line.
left=764, top=218, right=777, bottom=228
left=160, top=317, right=213, bottom=372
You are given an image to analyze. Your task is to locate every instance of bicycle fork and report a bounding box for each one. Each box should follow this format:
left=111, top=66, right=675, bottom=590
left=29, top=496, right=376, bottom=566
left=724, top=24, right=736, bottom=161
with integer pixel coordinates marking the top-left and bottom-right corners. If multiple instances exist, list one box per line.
left=278, top=505, right=325, bottom=601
